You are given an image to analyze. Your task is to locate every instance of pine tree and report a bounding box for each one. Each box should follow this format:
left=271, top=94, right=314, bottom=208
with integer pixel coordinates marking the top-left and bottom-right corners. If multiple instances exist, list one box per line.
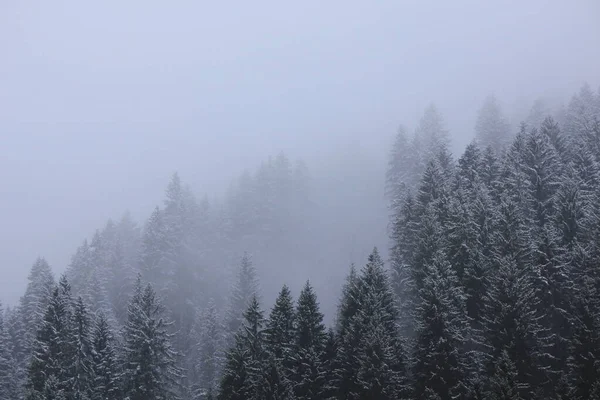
left=564, top=83, right=599, bottom=138
left=20, top=258, right=56, bottom=358
left=415, top=104, right=450, bottom=164
left=26, top=277, right=74, bottom=399
left=70, top=297, right=95, bottom=400
left=412, top=254, right=470, bottom=399
left=334, top=249, right=407, bottom=400
left=218, top=296, right=266, bottom=400
left=226, top=253, right=259, bottom=338
left=485, top=350, right=524, bottom=400
left=0, top=301, right=20, bottom=400
left=482, top=254, right=547, bottom=398
left=91, top=312, right=121, bottom=400
left=194, top=299, right=225, bottom=399
left=264, top=285, right=295, bottom=373
left=122, top=278, right=182, bottom=400
left=386, top=125, right=422, bottom=206
left=4, top=305, right=26, bottom=399
left=139, top=207, right=170, bottom=290
left=290, top=281, right=327, bottom=399
left=475, top=95, right=511, bottom=151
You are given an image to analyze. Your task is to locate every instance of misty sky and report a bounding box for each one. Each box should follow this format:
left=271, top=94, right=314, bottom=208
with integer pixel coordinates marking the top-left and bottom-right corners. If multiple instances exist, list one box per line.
left=1, top=0, right=599, bottom=304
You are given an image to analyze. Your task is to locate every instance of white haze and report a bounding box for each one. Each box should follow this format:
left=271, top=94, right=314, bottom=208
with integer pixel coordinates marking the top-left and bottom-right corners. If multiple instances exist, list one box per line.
left=1, top=0, right=599, bottom=304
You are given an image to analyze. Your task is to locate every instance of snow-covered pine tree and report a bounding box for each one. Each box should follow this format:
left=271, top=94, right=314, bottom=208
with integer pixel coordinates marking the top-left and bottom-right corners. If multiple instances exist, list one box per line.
left=66, top=240, right=92, bottom=299
left=334, top=264, right=358, bottom=338
left=26, top=276, right=74, bottom=399
left=4, top=305, right=26, bottom=399
left=414, top=104, right=450, bottom=165
left=475, top=95, right=511, bottom=151
left=194, top=299, right=225, bottom=399
left=334, top=249, right=407, bottom=400
left=386, top=124, right=422, bottom=208
left=290, top=281, right=327, bottom=399
left=225, top=253, right=259, bottom=339
left=564, top=83, right=600, bottom=138
left=69, top=297, right=95, bottom=400
left=0, top=301, right=20, bottom=400
left=412, top=253, right=471, bottom=399
left=218, top=296, right=266, bottom=400
left=350, top=251, right=407, bottom=399
left=122, top=277, right=182, bottom=400
left=91, top=311, right=121, bottom=400
left=485, top=350, right=524, bottom=400
left=20, top=258, right=56, bottom=360
left=264, top=285, right=295, bottom=375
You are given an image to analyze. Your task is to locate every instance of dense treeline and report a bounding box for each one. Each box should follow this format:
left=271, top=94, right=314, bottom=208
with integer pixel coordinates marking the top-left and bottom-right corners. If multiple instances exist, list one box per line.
left=0, top=84, right=599, bottom=399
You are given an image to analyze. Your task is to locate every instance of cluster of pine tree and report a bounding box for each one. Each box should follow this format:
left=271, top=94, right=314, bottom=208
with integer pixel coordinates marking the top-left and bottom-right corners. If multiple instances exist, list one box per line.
left=387, top=84, right=600, bottom=399
left=1, top=84, right=599, bottom=399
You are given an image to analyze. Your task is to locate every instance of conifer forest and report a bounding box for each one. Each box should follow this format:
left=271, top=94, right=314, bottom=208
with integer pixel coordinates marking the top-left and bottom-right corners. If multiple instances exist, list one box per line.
left=1, top=85, right=600, bottom=399
left=2, top=2, right=600, bottom=400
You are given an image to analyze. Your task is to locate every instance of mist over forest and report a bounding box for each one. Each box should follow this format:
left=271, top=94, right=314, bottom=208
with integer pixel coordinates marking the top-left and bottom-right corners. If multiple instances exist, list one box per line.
left=1, top=1, right=600, bottom=399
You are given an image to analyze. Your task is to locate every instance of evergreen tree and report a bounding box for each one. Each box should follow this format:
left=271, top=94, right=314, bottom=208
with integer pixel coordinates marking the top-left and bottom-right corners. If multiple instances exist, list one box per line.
left=482, top=255, right=547, bottom=398
left=194, top=299, right=225, bottom=399
left=4, top=305, right=26, bottom=399
left=290, top=281, right=327, bottom=399
left=386, top=125, right=422, bottom=206
left=70, top=297, right=95, bottom=400
left=485, top=350, right=524, bottom=400
left=412, top=254, right=470, bottom=399
left=264, top=285, right=295, bottom=374
left=26, top=277, right=74, bottom=399
left=334, top=249, right=407, bottom=400
left=91, top=312, right=121, bottom=400
left=475, top=95, right=511, bottom=151
left=122, top=278, right=181, bottom=400
left=20, top=258, right=56, bottom=358
left=415, top=104, right=450, bottom=164
left=225, top=253, right=259, bottom=338
left=218, top=296, right=266, bottom=400
left=0, top=302, right=20, bottom=400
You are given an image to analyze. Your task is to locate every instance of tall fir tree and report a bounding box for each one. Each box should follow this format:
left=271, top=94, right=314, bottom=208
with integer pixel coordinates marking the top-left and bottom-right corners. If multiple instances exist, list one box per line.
left=91, top=311, right=121, bottom=400
left=122, top=277, right=182, bottom=400
left=475, top=95, right=511, bottom=151
left=70, top=297, right=95, bottom=400
left=264, top=285, right=296, bottom=376
left=20, top=258, right=56, bottom=359
left=218, top=296, right=266, bottom=400
left=412, top=254, right=471, bottom=399
left=290, top=281, right=327, bottom=399
left=225, top=253, right=259, bottom=339
left=26, top=276, right=75, bottom=399
left=194, top=299, right=225, bottom=399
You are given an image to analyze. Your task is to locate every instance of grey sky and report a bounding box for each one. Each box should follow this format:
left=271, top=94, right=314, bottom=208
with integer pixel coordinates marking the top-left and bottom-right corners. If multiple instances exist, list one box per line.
left=1, top=0, right=599, bottom=304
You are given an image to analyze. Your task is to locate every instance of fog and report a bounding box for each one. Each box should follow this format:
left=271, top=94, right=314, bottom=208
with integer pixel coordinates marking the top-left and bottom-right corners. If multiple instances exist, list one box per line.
left=1, top=0, right=599, bottom=305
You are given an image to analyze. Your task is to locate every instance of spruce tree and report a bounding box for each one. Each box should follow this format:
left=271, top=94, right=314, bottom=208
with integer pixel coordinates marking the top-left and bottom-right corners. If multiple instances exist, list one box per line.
left=0, top=302, right=20, bottom=400
left=91, top=312, right=121, bottom=400
left=475, top=95, right=511, bottom=151
left=218, top=296, right=266, bottom=400
left=4, top=305, right=26, bottom=399
left=290, top=281, right=327, bottom=399
left=412, top=254, right=470, bottom=399
left=334, top=249, right=407, bottom=400
left=70, top=297, right=94, bottom=400
left=195, top=299, right=225, bottom=399
left=20, top=258, right=56, bottom=358
left=122, top=278, right=181, bottom=400
left=26, top=277, right=74, bottom=399
left=225, top=253, right=259, bottom=338
left=264, top=285, right=295, bottom=373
